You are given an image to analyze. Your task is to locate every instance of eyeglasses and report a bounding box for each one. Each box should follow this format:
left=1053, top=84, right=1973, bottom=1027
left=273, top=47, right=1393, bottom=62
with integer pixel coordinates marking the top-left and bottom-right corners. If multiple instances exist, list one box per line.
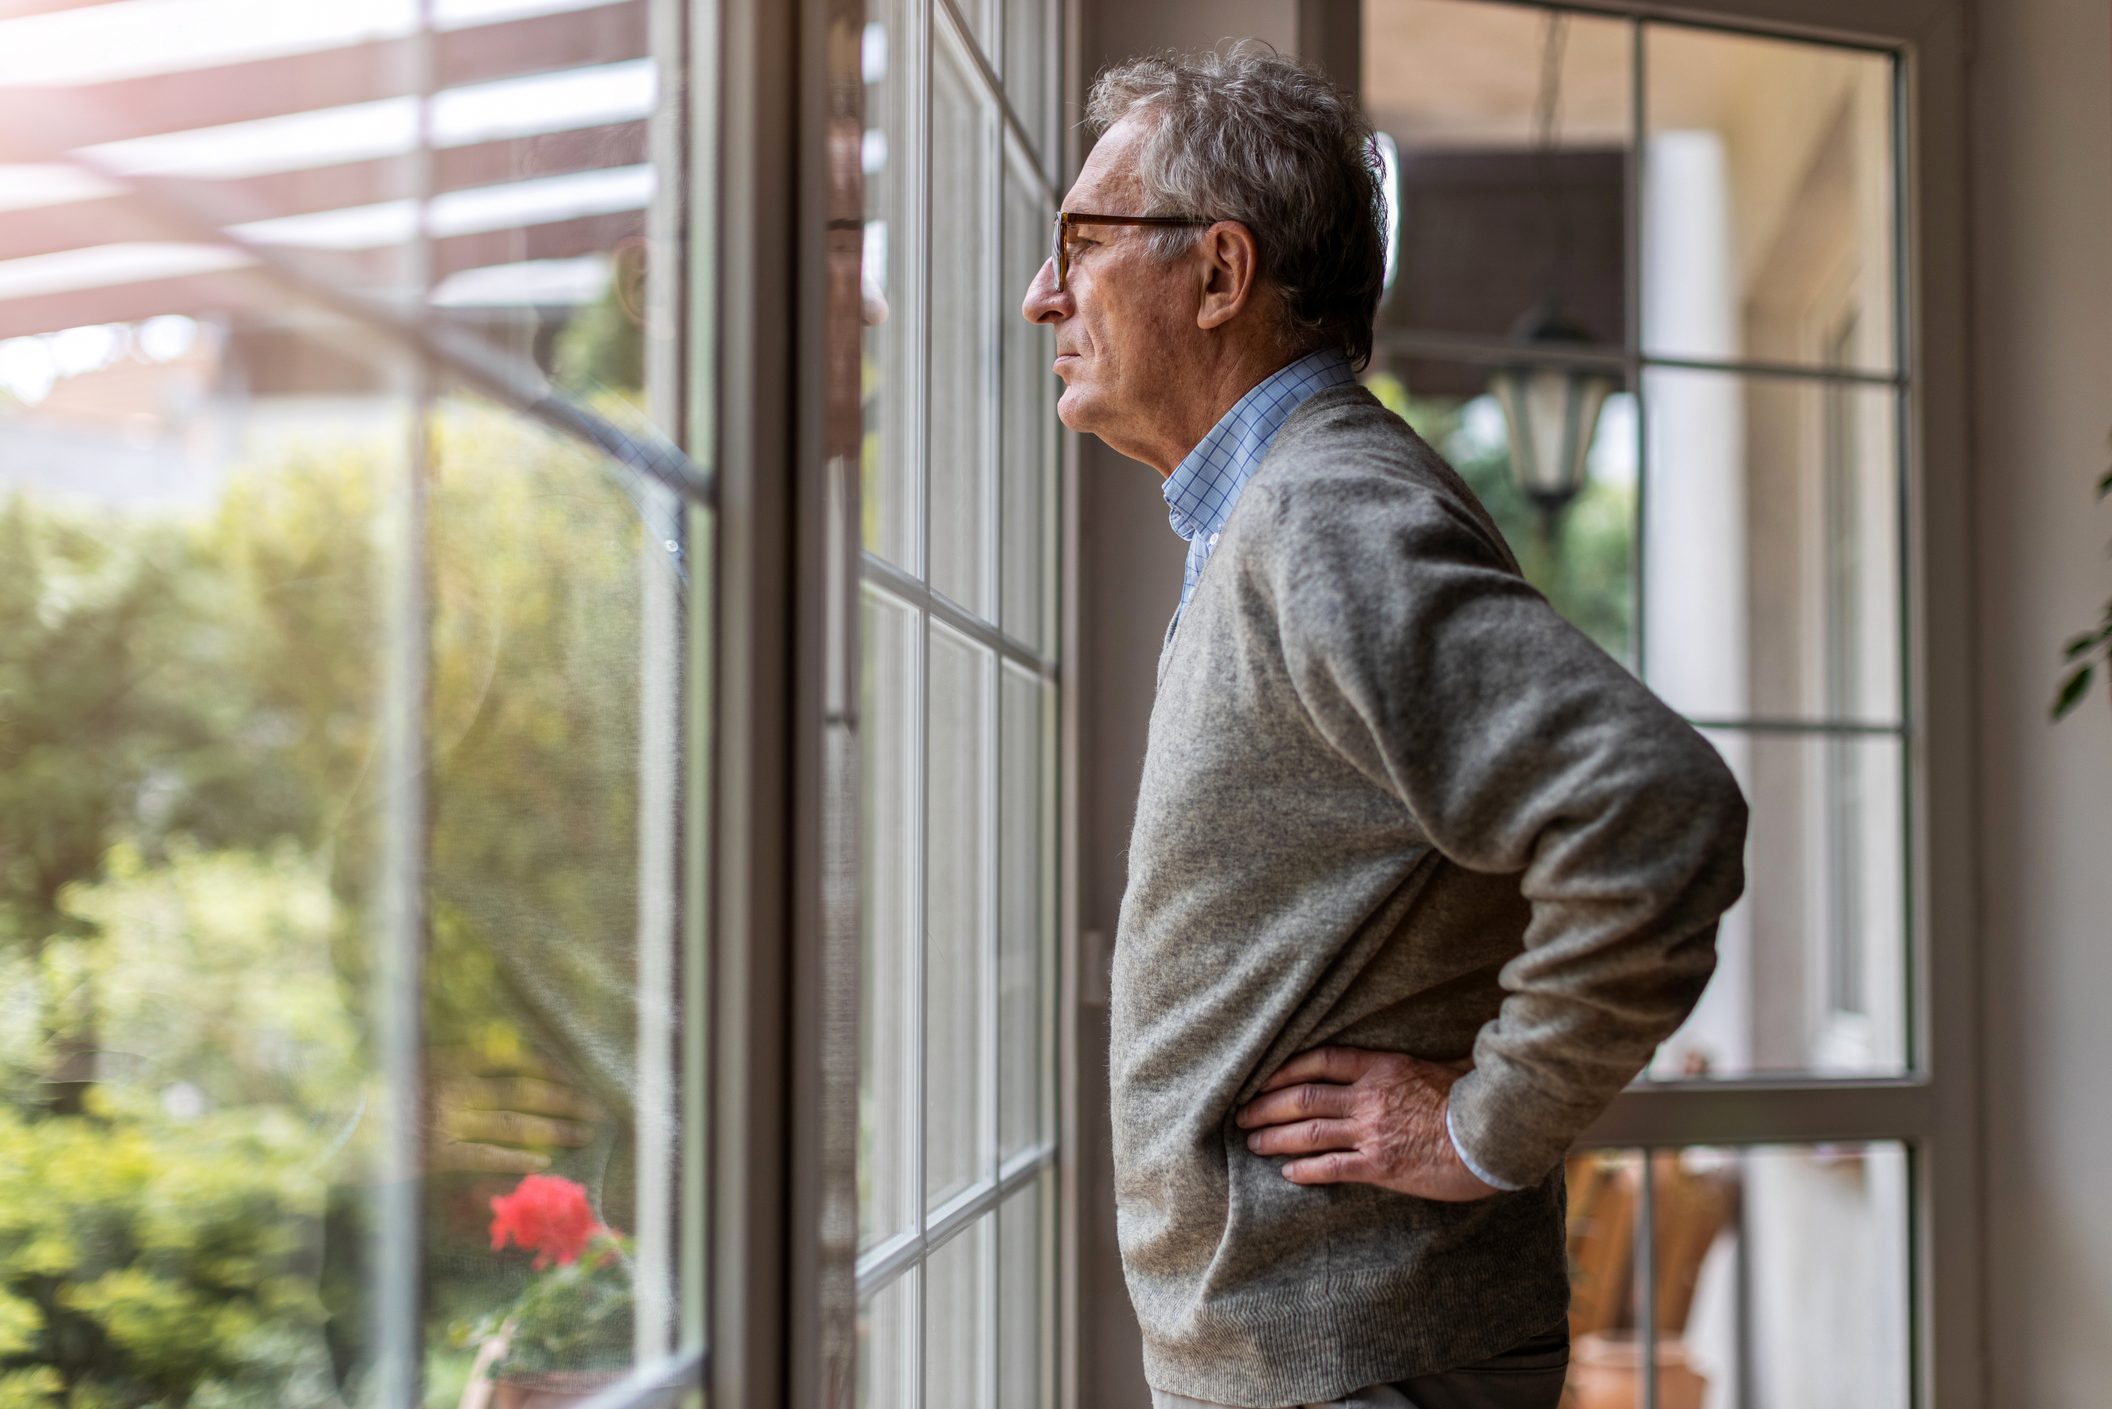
left=1049, top=210, right=1215, bottom=293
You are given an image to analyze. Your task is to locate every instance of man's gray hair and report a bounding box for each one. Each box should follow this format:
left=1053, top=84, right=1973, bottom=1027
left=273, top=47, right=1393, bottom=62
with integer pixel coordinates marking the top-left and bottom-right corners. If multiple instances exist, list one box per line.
left=1085, top=43, right=1387, bottom=369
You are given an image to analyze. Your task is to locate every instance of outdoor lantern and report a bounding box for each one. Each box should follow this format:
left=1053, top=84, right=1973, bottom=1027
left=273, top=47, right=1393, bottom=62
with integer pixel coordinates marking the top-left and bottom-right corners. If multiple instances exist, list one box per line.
left=1489, top=299, right=1618, bottom=542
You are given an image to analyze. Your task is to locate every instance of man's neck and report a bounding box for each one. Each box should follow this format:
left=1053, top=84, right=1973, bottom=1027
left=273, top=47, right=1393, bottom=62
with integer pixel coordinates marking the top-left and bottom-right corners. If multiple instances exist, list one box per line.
left=1144, top=344, right=1313, bottom=479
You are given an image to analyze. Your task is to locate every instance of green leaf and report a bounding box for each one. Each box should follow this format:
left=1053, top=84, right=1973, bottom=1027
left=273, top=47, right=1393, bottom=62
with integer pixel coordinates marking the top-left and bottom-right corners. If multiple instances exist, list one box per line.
left=2066, top=633, right=2100, bottom=659
left=2052, top=664, right=2094, bottom=719
left=2097, top=467, right=2112, bottom=497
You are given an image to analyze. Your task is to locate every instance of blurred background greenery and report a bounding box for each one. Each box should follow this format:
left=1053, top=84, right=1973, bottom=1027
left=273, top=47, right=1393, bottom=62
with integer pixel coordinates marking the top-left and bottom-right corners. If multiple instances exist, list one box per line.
left=0, top=294, right=657, bottom=1405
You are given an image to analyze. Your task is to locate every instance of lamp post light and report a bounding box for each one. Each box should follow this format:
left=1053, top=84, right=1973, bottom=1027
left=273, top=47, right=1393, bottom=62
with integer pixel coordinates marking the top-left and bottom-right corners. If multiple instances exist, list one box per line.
left=1489, top=299, right=1618, bottom=546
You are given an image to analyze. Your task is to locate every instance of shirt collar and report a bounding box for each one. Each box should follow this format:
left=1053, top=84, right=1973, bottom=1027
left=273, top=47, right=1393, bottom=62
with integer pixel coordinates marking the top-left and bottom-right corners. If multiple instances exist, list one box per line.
left=1162, top=347, right=1356, bottom=543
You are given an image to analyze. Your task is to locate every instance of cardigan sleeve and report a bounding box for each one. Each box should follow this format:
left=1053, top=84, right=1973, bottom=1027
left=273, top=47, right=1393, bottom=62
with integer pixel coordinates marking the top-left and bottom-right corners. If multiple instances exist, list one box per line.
left=1245, top=473, right=1750, bottom=1190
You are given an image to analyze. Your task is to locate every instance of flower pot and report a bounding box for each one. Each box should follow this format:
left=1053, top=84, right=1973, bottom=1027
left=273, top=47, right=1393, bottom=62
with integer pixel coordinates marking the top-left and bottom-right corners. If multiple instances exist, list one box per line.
left=1566, top=1330, right=1708, bottom=1409
left=492, top=1369, right=628, bottom=1409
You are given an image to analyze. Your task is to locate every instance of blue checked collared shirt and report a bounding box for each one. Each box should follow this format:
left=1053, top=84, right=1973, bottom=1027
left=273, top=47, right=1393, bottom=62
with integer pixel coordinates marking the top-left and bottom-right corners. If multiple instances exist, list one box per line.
left=1163, top=347, right=1357, bottom=631
left=1158, top=345, right=1531, bottom=1196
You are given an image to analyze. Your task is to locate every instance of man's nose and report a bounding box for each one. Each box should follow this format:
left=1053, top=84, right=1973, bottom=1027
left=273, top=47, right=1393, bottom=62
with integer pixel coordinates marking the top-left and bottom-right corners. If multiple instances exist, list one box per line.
left=1021, top=256, right=1071, bottom=325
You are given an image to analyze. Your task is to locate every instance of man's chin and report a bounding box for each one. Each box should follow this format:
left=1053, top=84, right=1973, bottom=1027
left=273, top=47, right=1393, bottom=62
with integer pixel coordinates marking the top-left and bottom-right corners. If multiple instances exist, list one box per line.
left=1055, top=382, right=1102, bottom=437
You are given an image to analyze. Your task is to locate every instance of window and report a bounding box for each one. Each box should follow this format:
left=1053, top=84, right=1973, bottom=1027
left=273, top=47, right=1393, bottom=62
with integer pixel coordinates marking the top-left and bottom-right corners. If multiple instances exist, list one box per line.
left=0, top=0, right=710, bottom=1403
left=855, top=0, right=1062, bottom=1404
left=1362, top=1, right=1936, bottom=1402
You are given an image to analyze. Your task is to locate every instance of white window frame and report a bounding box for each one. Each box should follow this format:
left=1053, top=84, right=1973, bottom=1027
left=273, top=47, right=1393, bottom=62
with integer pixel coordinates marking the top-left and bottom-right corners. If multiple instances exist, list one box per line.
left=1544, top=7, right=1983, bottom=1409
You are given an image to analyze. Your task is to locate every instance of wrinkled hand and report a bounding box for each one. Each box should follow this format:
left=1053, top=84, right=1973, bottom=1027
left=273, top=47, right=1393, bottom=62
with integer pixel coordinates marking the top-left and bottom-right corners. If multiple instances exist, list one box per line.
left=1234, top=1045, right=1502, bottom=1202
left=425, top=1045, right=602, bottom=1176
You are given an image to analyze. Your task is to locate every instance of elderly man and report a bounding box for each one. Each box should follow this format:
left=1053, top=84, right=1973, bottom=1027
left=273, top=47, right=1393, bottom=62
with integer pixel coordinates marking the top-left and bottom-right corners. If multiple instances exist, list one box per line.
left=1020, top=44, right=1750, bottom=1409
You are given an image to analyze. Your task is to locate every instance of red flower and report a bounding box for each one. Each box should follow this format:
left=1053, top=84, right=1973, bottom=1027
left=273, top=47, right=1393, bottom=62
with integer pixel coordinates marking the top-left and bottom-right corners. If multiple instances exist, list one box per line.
left=489, top=1174, right=605, bottom=1270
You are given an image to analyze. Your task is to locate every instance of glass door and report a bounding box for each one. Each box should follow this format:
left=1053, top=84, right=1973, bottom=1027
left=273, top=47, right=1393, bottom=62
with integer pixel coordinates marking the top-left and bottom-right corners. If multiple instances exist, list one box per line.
left=1354, top=2, right=1970, bottom=1404
left=0, top=0, right=713, bottom=1402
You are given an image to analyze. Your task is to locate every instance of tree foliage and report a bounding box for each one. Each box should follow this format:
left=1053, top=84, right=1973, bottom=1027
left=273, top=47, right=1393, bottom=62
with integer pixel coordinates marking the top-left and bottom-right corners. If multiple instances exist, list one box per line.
left=0, top=382, right=663, bottom=1403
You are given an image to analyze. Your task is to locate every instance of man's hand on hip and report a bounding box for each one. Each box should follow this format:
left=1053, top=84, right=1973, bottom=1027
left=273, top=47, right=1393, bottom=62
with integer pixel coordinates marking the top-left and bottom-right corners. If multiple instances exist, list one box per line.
left=1234, top=1045, right=1502, bottom=1202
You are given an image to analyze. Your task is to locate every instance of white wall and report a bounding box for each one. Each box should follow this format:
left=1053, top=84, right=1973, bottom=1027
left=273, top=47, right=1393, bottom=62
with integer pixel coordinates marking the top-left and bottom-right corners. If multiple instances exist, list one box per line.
left=1967, top=0, right=2112, bottom=1402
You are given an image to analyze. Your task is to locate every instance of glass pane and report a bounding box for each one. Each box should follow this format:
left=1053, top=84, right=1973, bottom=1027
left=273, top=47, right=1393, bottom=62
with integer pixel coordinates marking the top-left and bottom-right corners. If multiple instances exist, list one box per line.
left=1586, top=1144, right=1909, bottom=1409
left=862, top=587, right=921, bottom=1248
left=1644, top=24, right=1897, bottom=374
left=0, top=312, right=401, bottom=1405
left=0, top=0, right=700, bottom=1399
left=1000, top=134, right=1056, bottom=653
left=1036, top=680, right=1056, bottom=1149
left=425, top=399, right=689, bottom=1391
left=859, top=1268, right=918, bottom=1409
left=998, top=663, right=1043, bottom=1161
left=1642, top=367, right=1901, bottom=724
left=1564, top=1149, right=1648, bottom=1409
left=1647, top=730, right=1906, bottom=1081
left=1361, top=0, right=1634, bottom=349
left=924, top=1218, right=989, bottom=1408
left=997, top=1177, right=1052, bottom=1409
left=950, top=0, right=996, bottom=64
left=926, top=623, right=991, bottom=1206
left=1364, top=365, right=1637, bottom=669
left=1003, top=0, right=1055, bottom=159
left=929, top=19, right=996, bottom=616
left=863, top=0, right=921, bottom=571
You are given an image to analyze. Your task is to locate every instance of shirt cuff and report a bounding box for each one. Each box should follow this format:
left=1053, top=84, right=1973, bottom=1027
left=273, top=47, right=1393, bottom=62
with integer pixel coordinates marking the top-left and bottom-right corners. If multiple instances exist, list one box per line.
left=1447, top=1099, right=1531, bottom=1192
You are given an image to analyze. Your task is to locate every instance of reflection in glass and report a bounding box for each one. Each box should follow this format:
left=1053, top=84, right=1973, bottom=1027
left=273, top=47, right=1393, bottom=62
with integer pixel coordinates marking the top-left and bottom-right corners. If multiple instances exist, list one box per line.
left=0, top=316, right=404, bottom=1407
left=1364, top=366, right=1637, bottom=668
left=924, top=1219, right=988, bottom=1408
left=1641, top=368, right=1901, bottom=723
left=1644, top=24, right=1896, bottom=374
left=997, top=1177, right=1052, bottom=1408
left=1362, top=0, right=1633, bottom=350
left=929, top=20, right=997, bottom=617
left=997, top=664, right=1044, bottom=1162
left=951, top=0, right=995, bottom=63
left=863, top=0, right=922, bottom=571
left=926, top=623, right=991, bottom=1207
left=852, top=0, right=1062, bottom=1396
left=858, top=1267, right=917, bottom=1409
left=1001, top=135, right=1058, bottom=652
left=1651, top=731, right=1906, bottom=1081
left=0, top=0, right=696, bottom=1398
left=861, top=588, right=921, bottom=1249
left=1002, top=0, right=1056, bottom=158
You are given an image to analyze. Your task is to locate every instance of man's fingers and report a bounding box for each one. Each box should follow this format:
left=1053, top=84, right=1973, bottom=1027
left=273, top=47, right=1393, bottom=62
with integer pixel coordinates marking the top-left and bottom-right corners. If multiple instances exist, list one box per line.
left=1256, top=1045, right=1373, bottom=1093
left=1246, top=1117, right=1358, bottom=1156
left=441, top=1106, right=595, bottom=1150
left=426, top=1141, right=553, bottom=1176
left=1281, top=1150, right=1377, bottom=1186
left=436, top=1074, right=603, bottom=1123
left=1235, top=1082, right=1354, bottom=1129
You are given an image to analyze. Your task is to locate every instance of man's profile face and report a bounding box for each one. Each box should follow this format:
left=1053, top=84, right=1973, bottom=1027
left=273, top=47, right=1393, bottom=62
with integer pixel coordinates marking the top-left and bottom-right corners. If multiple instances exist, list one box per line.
left=1020, top=115, right=1196, bottom=457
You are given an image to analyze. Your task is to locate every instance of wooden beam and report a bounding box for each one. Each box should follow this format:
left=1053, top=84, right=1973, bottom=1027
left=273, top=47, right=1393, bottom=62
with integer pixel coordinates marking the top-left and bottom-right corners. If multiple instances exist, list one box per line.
left=3, top=2, right=647, bottom=152
left=0, top=122, right=649, bottom=266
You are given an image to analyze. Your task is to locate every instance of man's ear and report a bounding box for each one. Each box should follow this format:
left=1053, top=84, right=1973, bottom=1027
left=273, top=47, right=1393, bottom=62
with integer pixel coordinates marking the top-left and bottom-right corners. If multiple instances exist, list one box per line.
left=1194, top=220, right=1260, bottom=332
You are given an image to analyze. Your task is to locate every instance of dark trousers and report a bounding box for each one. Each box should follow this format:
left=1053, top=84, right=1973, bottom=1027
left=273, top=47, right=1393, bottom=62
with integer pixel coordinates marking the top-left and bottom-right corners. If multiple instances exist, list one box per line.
left=1149, top=1315, right=1571, bottom=1409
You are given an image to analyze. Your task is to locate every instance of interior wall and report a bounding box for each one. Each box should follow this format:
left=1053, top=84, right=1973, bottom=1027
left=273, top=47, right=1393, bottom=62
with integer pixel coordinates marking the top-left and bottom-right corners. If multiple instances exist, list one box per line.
left=1966, top=0, right=2112, bottom=1402
left=1068, top=5, right=1298, bottom=1405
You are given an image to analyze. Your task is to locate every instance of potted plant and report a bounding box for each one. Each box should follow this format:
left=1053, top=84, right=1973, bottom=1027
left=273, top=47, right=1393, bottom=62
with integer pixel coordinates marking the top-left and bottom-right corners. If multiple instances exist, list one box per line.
left=2051, top=443, right=2112, bottom=721
left=459, top=1174, right=635, bottom=1409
